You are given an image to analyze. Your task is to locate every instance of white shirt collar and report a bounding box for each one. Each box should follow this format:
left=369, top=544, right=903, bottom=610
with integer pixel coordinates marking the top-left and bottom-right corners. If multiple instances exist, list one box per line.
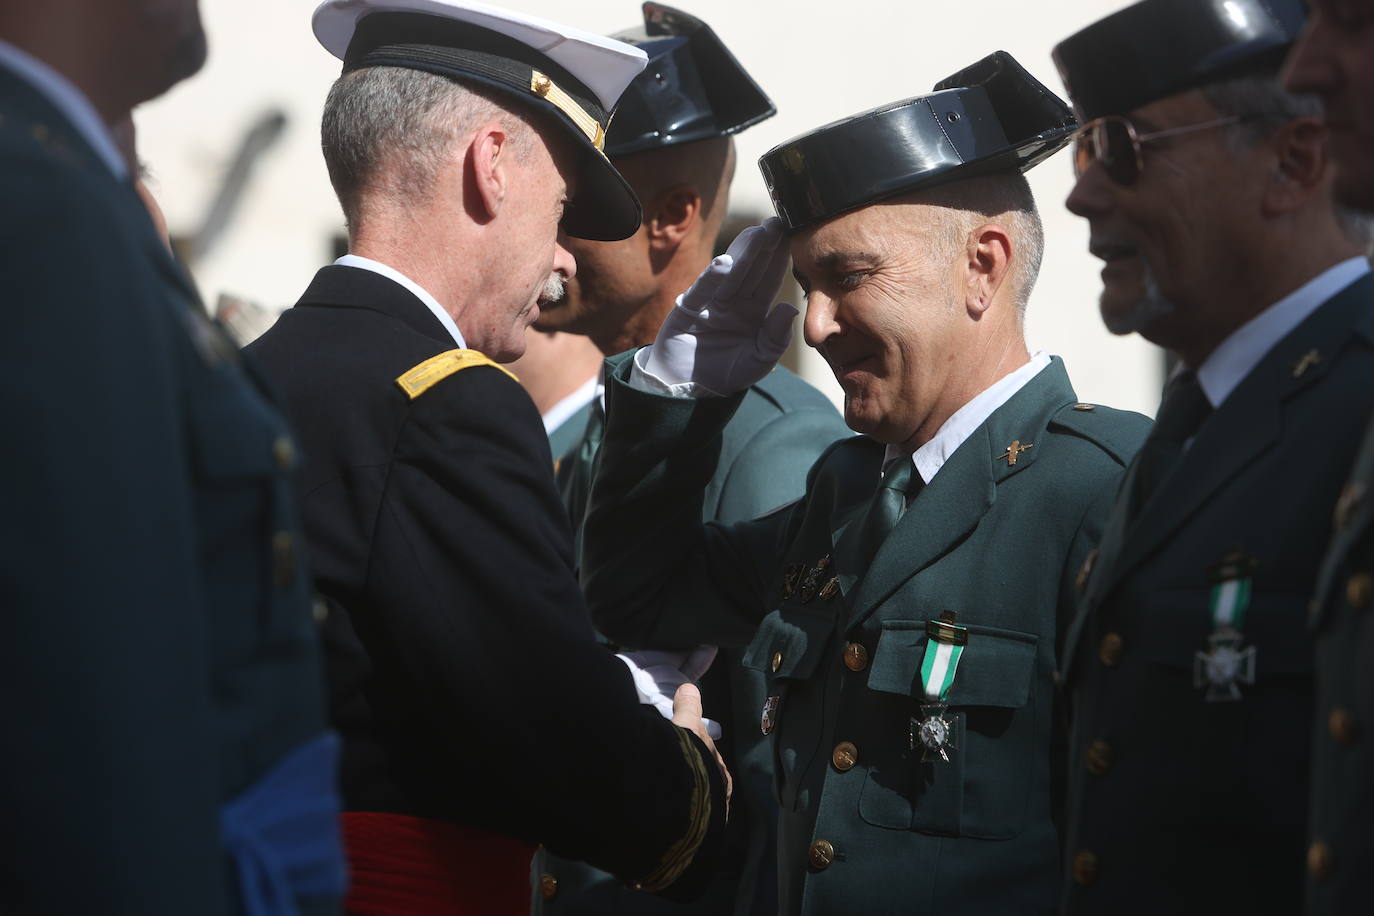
left=334, top=254, right=466, bottom=348
left=542, top=373, right=599, bottom=435
left=1197, top=257, right=1371, bottom=409
left=0, top=39, right=127, bottom=181
left=884, top=350, right=1052, bottom=484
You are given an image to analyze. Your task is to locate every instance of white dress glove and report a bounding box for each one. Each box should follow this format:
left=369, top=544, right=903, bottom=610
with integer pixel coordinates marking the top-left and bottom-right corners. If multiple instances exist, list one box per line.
left=616, top=648, right=722, bottom=740
left=636, top=218, right=798, bottom=397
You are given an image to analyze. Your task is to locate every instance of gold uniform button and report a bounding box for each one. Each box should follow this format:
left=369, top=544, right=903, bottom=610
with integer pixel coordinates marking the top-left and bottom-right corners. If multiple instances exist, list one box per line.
left=272, top=436, right=296, bottom=470
left=1329, top=706, right=1358, bottom=746
left=831, top=742, right=858, bottom=772
left=771, top=651, right=783, bottom=673
left=809, top=839, right=835, bottom=870
left=1072, top=850, right=1098, bottom=886
left=1098, top=632, right=1124, bottom=668
left=1308, top=840, right=1334, bottom=881
left=272, top=532, right=295, bottom=587
left=1073, top=403, right=1096, bottom=411
left=843, top=642, right=869, bottom=672
left=539, top=874, right=558, bottom=900
left=1345, top=573, right=1373, bottom=609
left=1085, top=739, right=1114, bottom=776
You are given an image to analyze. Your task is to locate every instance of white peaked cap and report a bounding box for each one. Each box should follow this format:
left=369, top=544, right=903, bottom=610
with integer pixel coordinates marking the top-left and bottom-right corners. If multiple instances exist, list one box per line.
left=313, top=0, right=647, bottom=114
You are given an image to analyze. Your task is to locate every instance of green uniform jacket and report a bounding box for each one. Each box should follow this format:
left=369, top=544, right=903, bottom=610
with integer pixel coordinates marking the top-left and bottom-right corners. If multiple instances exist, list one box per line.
left=583, top=354, right=1148, bottom=914
left=539, top=365, right=850, bottom=916
left=1307, top=411, right=1374, bottom=914
left=1062, top=273, right=1374, bottom=915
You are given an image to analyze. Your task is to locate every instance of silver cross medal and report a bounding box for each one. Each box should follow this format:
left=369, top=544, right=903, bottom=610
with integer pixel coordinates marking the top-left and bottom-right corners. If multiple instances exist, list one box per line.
left=910, top=704, right=958, bottom=763
left=1192, top=627, right=1257, bottom=702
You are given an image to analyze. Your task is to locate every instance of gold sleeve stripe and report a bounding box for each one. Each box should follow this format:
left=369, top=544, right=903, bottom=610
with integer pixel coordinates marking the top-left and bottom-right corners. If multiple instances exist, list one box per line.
left=394, top=348, right=518, bottom=399
left=635, top=726, right=713, bottom=894
left=530, top=71, right=607, bottom=153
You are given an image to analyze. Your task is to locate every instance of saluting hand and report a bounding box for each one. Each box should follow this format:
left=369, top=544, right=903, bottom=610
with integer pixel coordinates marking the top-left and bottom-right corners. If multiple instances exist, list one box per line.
left=670, top=683, right=733, bottom=820
left=641, top=218, right=798, bottom=397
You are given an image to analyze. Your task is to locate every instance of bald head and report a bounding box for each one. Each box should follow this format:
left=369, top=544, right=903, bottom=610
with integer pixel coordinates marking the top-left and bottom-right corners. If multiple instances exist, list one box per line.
left=535, top=135, right=738, bottom=355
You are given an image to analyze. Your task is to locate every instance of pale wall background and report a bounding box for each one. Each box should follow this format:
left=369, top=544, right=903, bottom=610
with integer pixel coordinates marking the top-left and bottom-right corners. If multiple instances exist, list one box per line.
left=137, top=0, right=1164, bottom=416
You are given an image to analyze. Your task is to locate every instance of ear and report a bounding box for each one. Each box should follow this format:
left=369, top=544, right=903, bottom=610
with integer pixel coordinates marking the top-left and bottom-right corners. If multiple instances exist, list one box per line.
left=1262, top=116, right=1328, bottom=217
left=645, top=184, right=701, bottom=254
left=963, top=223, right=1013, bottom=317
left=468, top=122, right=514, bottom=221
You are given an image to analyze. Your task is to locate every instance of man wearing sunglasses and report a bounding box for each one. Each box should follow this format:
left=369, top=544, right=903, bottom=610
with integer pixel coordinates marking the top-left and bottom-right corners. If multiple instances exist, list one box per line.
left=1284, top=5, right=1374, bottom=914
left=1053, top=0, right=1374, bottom=912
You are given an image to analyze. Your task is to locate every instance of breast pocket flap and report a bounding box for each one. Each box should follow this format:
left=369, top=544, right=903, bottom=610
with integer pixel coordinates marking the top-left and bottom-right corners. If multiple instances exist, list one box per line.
left=868, top=620, right=1038, bottom=709
left=742, top=607, right=833, bottom=680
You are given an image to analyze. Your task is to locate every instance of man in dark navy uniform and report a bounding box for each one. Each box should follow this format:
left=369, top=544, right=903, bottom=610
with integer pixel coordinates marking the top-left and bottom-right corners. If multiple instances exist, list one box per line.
left=0, top=1, right=344, bottom=914
left=1285, top=7, right=1374, bottom=913
left=1053, top=0, right=1374, bottom=911
left=530, top=8, right=848, bottom=915
left=247, top=1, right=730, bottom=912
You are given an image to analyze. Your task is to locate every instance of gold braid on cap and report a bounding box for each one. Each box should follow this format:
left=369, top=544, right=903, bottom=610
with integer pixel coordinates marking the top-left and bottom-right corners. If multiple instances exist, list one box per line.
left=530, top=71, right=606, bottom=153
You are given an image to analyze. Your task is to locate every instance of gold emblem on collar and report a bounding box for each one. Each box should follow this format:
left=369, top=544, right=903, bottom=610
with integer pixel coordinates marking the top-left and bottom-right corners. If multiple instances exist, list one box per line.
left=1292, top=349, right=1323, bottom=378
left=996, top=439, right=1034, bottom=466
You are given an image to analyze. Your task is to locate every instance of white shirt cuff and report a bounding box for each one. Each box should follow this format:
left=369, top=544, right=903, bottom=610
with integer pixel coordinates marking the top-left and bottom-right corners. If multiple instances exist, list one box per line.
left=629, top=346, right=718, bottom=398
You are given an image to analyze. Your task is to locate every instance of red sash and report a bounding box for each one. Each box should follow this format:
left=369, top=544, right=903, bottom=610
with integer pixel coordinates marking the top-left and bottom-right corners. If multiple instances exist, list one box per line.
left=342, top=812, right=535, bottom=915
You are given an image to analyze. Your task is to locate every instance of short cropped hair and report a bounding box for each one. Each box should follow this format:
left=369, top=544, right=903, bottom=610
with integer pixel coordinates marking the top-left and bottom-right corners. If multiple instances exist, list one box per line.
left=914, top=172, right=1045, bottom=316
left=1202, top=73, right=1373, bottom=247
left=321, top=65, right=530, bottom=229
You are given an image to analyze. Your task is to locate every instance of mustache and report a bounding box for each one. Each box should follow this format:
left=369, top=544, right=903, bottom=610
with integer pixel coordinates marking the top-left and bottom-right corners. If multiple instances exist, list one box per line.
left=539, top=273, right=567, bottom=305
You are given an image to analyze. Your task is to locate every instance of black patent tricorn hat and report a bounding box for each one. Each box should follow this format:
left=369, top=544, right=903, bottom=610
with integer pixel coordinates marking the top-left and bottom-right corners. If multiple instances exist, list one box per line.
left=313, top=0, right=649, bottom=241
left=758, top=52, right=1076, bottom=232
left=605, top=3, right=775, bottom=158
left=1053, top=0, right=1305, bottom=120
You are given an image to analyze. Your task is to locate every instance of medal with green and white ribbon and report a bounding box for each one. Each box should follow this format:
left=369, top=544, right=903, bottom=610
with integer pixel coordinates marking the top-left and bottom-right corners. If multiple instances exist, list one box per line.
left=910, top=612, right=967, bottom=762
left=1192, top=552, right=1258, bottom=702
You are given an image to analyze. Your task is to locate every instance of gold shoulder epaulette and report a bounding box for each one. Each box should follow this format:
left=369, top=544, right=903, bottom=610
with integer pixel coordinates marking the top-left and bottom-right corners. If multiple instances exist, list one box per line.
left=395, top=348, right=518, bottom=399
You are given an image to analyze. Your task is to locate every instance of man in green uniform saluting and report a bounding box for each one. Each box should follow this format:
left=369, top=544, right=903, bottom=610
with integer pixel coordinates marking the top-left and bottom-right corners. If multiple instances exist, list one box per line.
left=580, top=51, right=1151, bottom=914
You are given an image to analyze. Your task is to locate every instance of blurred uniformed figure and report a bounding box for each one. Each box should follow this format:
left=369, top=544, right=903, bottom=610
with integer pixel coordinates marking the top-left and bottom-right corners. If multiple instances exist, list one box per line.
left=0, top=1, right=344, bottom=914
left=246, top=1, right=730, bottom=912
left=1052, top=0, right=1374, bottom=911
left=1284, top=6, right=1374, bottom=913
left=530, top=7, right=847, bottom=914
left=508, top=329, right=605, bottom=458
left=581, top=52, right=1150, bottom=914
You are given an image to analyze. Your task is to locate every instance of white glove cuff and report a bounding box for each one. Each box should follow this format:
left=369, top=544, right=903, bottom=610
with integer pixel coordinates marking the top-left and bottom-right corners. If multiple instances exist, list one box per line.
left=629, top=346, right=721, bottom=399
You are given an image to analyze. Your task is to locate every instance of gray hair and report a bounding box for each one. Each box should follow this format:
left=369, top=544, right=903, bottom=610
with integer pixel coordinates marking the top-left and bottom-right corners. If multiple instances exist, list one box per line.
left=916, top=172, right=1045, bottom=317
left=321, top=66, right=530, bottom=229
left=1202, top=73, right=1374, bottom=247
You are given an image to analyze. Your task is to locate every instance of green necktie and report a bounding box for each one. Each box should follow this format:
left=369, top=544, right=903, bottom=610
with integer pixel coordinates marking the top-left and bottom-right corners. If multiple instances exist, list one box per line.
left=847, top=457, right=919, bottom=572
left=558, top=399, right=605, bottom=567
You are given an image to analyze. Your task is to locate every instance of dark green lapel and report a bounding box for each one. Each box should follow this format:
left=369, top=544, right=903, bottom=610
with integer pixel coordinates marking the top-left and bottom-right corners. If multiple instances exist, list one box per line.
left=549, top=400, right=593, bottom=463
left=1097, top=275, right=1374, bottom=599
left=843, top=358, right=1075, bottom=630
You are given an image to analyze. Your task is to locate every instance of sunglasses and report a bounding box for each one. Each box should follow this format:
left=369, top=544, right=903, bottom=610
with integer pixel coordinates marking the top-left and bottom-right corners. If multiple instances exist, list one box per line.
left=1071, top=114, right=1245, bottom=186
